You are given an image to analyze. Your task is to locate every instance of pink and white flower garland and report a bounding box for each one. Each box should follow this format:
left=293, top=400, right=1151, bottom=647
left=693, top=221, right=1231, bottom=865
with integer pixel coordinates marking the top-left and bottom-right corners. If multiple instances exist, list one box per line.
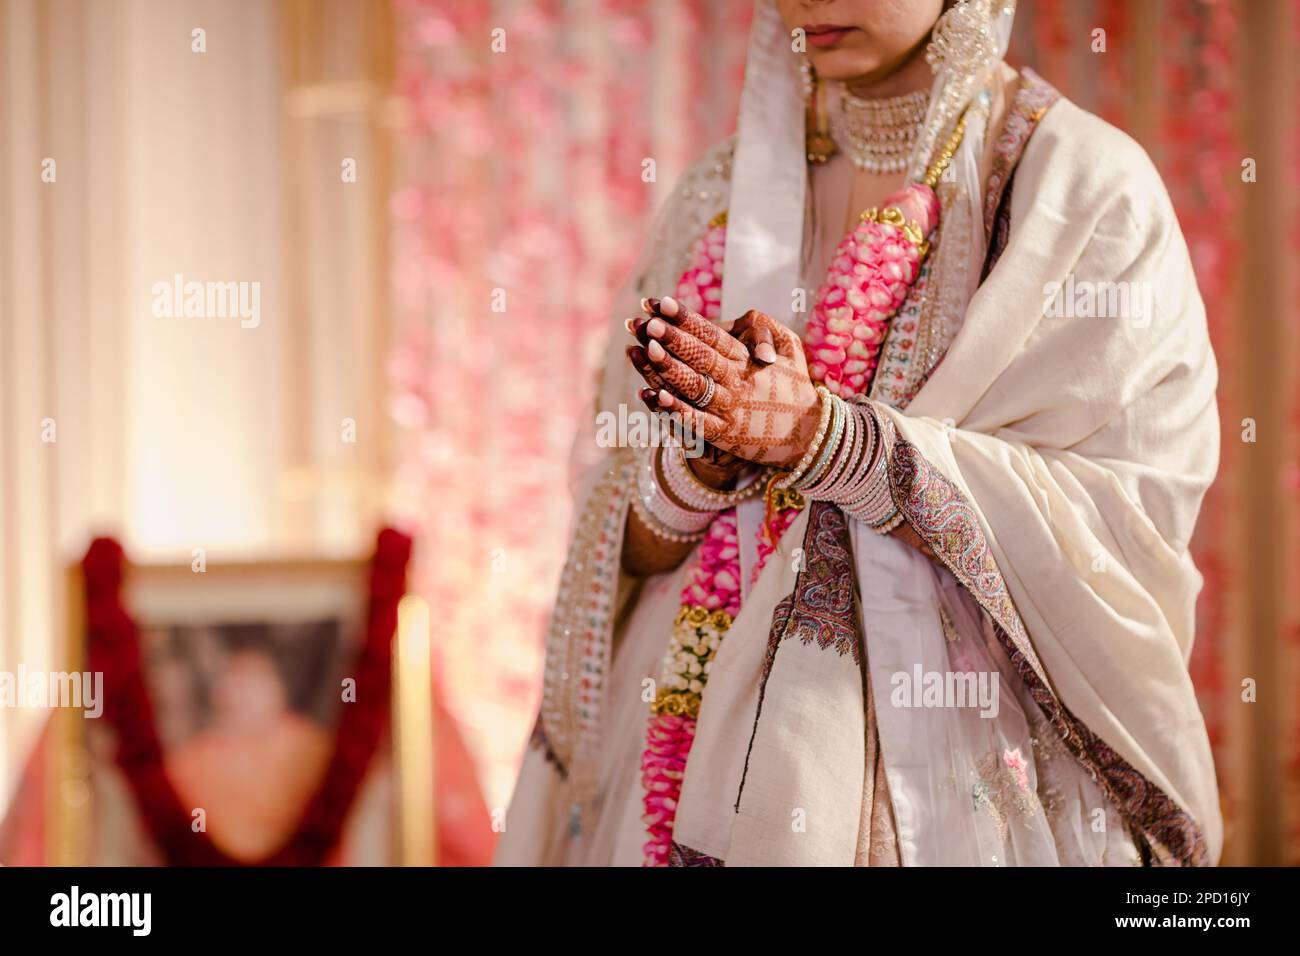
left=671, top=216, right=727, bottom=319
left=803, top=183, right=940, bottom=398
left=640, top=515, right=739, bottom=865
left=640, top=184, right=938, bottom=865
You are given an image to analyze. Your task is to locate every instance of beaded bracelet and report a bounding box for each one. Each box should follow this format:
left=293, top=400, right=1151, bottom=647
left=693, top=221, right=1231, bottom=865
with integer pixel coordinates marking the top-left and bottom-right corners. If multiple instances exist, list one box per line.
left=630, top=493, right=708, bottom=543
left=802, top=398, right=854, bottom=493
left=635, top=446, right=713, bottom=539
left=870, top=506, right=906, bottom=534
left=776, top=385, right=835, bottom=490
left=662, top=445, right=770, bottom=513
left=792, top=392, right=846, bottom=491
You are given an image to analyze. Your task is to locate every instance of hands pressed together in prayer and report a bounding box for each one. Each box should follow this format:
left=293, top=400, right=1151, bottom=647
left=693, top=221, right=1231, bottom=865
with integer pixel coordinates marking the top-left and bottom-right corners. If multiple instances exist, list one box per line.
left=625, top=296, right=822, bottom=477
left=620, top=295, right=939, bottom=576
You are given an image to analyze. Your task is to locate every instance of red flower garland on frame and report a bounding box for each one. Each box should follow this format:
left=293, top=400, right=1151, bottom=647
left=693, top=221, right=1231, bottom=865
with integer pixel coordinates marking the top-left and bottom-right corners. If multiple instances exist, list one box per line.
left=83, top=527, right=412, bottom=866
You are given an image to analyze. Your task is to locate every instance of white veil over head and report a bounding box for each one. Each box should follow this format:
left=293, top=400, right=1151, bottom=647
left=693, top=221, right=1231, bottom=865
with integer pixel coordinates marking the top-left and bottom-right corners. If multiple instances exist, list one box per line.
left=718, top=0, right=807, bottom=327
left=721, top=0, right=1017, bottom=325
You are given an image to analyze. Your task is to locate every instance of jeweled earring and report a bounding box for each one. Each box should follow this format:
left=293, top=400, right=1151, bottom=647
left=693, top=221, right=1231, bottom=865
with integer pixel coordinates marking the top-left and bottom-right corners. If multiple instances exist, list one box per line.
left=801, top=59, right=837, bottom=165
left=908, top=0, right=1004, bottom=180
left=925, top=0, right=999, bottom=80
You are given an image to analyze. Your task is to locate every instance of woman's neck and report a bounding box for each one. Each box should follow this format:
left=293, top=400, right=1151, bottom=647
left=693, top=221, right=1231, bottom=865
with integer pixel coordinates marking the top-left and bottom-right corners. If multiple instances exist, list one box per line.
left=843, top=32, right=934, bottom=100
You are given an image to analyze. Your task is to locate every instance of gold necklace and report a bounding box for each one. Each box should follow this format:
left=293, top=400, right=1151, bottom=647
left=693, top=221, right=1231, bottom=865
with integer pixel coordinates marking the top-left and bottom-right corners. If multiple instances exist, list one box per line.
left=829, top=88, right=929, bottom=174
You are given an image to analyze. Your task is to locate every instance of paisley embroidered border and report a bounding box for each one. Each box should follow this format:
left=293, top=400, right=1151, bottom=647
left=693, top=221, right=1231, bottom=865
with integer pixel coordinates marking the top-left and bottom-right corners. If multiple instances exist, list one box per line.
left=884, top=431, right=1208, bottom=866
left=780, top=503, right=862, bottom=663
left=883, top=426, right=1047, bottom=682
left=736, top=501, right=862, bottom=812
left=982, top=67, right=1061, bottom=239
left=668, top=841, right=724, bottom=867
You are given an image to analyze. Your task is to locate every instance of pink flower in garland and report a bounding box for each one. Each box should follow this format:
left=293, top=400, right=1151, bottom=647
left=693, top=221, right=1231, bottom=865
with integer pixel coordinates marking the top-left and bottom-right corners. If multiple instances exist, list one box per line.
left=641, top=713, right=693, bottom=866
left=681, top=513, right=742, bottom=615
left=803, top=183, right=938, bottom=398
left=641, top=511, right=740, bottom=866
left=674, top=217, right=727, bottom=321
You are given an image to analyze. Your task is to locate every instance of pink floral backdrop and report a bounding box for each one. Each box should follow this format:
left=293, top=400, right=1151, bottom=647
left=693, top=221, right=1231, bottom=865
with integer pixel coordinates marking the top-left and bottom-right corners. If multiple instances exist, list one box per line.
left=388, top=0, right=1299, bottom=864
left=386, top=0, right=753, bottom=810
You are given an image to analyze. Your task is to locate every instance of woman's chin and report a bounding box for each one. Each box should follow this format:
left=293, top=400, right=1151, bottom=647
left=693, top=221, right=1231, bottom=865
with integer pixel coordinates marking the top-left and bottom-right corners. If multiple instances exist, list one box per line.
left=805, top=49, right=882, bottom=83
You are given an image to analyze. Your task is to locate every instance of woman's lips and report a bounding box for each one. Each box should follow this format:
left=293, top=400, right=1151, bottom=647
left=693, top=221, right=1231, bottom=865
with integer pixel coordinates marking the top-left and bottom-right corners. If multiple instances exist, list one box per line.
left=804, top=24, right=854, bottom=48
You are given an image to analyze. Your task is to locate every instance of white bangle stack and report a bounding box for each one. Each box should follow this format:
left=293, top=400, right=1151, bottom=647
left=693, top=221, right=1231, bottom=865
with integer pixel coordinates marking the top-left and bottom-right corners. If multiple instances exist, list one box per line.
left=801, top=401, right=904, bottom=534
left=631, top=445, right=712, bottom=543
left=842, top=436, right=903, bottom=532
left=662, top=445, right=769, bottom=512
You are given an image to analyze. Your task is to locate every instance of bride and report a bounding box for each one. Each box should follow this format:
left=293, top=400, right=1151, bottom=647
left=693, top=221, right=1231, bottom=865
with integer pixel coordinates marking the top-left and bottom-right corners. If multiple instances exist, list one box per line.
left=497, top=0, right=1222, bottom=866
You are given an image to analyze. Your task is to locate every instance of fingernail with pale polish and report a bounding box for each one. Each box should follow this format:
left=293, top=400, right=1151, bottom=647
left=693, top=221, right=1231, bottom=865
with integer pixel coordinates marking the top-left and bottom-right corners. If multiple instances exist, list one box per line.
left=755, top=342, right=777, bottom=364
left=646, top=318, right=666, bottom=339
left=647, top=340, right=666, bottom=362
left=624, top=318, right=638, bottom=334
left=658, top=389, right=674, bottom=408
left=645, top=297, right=661, bottom=314
left=659, top=296, right=680, bottom=317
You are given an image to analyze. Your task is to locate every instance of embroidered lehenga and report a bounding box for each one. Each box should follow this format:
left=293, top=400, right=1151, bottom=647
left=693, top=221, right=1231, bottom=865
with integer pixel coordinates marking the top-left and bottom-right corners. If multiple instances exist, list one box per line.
left=496, top=1, right=1221, bottom=867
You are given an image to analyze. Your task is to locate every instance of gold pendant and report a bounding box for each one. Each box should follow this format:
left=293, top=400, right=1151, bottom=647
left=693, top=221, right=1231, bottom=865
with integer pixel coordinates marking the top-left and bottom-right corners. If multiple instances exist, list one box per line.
left=806, top=128, right=837, bottom=165
left=805, top=68, right=837, bottom=165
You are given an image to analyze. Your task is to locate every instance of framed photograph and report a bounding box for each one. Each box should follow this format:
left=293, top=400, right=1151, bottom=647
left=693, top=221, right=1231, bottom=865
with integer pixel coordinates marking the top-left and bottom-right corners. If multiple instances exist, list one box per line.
left=54, top=554, right=401, bottom=867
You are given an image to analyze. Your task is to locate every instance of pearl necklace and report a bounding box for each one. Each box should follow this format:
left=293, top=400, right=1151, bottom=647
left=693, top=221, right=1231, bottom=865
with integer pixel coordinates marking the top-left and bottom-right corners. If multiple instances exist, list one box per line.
left=828, top=88, right=929, bottom=174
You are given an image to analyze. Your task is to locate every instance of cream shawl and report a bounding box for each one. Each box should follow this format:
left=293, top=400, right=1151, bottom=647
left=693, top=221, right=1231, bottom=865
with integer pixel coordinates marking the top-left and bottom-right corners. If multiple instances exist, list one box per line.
left=888, top=98, right=1222, bottom=858
left=663, top=97, right=1221, bottom=866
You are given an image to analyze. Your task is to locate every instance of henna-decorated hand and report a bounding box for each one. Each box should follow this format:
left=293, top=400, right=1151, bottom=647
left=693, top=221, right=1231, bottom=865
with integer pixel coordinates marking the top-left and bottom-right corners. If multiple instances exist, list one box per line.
left=624, top=336, right=745, bottom=490
left=625, top=296, right=821, bottom=469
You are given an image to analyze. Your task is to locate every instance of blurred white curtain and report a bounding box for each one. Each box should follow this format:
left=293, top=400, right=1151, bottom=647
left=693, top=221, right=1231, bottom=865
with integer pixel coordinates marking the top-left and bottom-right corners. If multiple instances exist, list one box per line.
left=0, top=0, right=394, bottom=822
